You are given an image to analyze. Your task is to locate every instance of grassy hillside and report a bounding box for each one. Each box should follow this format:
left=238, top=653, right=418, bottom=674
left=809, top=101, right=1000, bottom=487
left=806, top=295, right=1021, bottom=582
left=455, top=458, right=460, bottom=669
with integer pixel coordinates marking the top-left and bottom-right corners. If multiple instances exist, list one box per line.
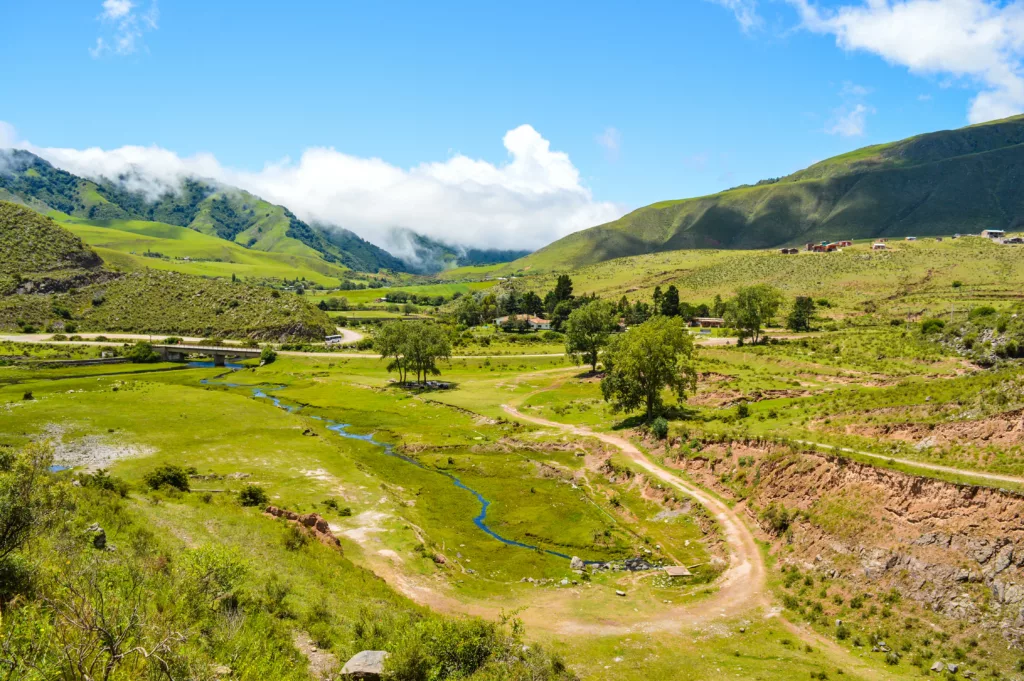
left=513, top=114, right=1024, bottom=271
left=54, top=215, right=365, bottom=286
left=0, top=201, right=102, bottom=279
left=0, top=150, right=405, bottom=273
left=0, top=201, right=336, bottom=339
left=522, top=236, right=1024, bottom=318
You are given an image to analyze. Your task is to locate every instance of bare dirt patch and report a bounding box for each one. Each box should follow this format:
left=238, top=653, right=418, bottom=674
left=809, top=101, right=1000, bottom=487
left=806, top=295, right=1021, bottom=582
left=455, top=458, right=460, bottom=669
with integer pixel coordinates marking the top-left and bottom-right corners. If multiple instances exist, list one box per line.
left=41, top=423, right=155, bottom=471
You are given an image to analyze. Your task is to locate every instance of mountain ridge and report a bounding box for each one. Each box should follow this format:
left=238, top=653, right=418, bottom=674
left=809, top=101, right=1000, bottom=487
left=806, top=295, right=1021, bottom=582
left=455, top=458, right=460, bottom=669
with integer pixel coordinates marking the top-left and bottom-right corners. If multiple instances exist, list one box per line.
left=509, top=114, right=1024, bottom=272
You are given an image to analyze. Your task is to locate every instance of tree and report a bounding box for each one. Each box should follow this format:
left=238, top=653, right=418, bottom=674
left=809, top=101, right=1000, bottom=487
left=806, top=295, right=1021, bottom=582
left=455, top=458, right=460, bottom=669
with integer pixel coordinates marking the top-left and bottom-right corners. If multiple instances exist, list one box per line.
left=786, top=296, right=816, bottom=332
left=724, top=285, right=784, bottom=344
left=552, top=274, right=574, bottom=305
left=453, top=295, right=482, bottom=327
left=550, top=300, right=574, bottom=332
left=375, top=322, right=451, bottom=385
left=652, top=286, right=664, bottom=312
left=712, top=294, right=726, bottom=318
left=0, top=442, right=67, bottom=570
left=375, top=322, right=410, bottom=383
left=522, top=291, right=544, bottom=316
left=127, top=342, right=160, bottom=363
left=661, top=285, right=680, bottom=317
left=600, top=316, right=697, bottom=421
left=403, top=322, right=452, bottom=384
left=260, top=346, right=277, bottom=365
left=564, top=300, right=618, bottom=372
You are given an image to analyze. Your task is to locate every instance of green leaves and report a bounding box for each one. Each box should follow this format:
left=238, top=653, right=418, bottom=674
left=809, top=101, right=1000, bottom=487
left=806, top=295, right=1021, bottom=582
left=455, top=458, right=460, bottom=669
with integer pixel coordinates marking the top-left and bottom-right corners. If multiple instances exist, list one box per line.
left=600, top=316, right=697, bottom=420
left=564, top=300, right=617, bottom=371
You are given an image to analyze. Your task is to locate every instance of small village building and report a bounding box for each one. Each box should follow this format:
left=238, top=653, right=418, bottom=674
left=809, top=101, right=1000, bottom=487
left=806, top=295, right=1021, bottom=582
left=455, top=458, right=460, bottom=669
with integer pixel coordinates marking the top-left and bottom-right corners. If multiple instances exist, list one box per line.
left=982, top=229, right=1006, bottom=239
left=872, top=242, right=887, bottom=250
left=837, top=240, right=853, bottom=247
left=692, top=317, right=725, bottom=328
left=905, top=236, right=917, bottom=241
left=778, top=247, right=798, bottom=254
left=495, top=314, right=552, bottom=330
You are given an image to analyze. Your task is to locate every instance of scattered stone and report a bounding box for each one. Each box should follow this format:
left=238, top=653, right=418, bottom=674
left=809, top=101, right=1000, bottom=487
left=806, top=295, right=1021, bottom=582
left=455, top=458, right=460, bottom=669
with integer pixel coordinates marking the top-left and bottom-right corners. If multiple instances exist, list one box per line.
left=85, top=523, right=106, bottom=550
left=570, top=556, right=584, bottom=570
left=931, top=661, right=944, bottom=673
left=226, top=472, right=251, bottom=480
left=560, top=578, right=569, bottom=586
left=212, top=665, right=232, bottom=677
left=947, top=663, right=959, bottom=673
left=432, top=553, right=446, bottom=565
left=302, top=428, right=319, bottom=437
left=739, top=627, right=746, bottom=633
left=615, top=590, right=626, bottom=597
left=341, top=650, right=388, bottom=679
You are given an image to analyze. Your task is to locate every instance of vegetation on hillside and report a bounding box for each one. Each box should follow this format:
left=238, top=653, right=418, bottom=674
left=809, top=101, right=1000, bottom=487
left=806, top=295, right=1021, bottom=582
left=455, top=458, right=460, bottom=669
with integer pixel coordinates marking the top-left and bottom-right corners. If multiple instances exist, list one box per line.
left=0, top=201, right=103, bottom=290
left=509, top=115, right=1024, bottom=270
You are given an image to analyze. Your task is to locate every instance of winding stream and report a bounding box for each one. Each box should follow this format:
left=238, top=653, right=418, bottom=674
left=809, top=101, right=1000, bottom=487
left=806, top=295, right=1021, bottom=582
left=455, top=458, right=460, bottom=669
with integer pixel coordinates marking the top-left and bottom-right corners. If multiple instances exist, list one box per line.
left=203, top=375, right=576, bottom=560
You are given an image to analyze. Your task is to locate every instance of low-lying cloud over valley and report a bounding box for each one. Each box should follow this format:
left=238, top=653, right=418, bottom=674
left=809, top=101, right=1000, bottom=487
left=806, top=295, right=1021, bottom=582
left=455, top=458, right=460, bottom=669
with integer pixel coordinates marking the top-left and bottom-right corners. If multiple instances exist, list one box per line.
left=0, top=122, right=626, bottom=255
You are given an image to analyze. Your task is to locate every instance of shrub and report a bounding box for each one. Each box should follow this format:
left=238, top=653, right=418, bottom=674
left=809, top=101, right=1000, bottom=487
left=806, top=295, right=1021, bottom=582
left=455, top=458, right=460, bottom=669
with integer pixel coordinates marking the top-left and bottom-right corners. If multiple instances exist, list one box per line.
left=970, top=305, right=997, bottom=319
left=651, top=417, right=669, bottom=440
left=79, top=469, right=130, bottom=497
left=920, top=318, right=945, bottom=334
left=127, top=342, right=161, bottom=363
left=238, top=484, right=268, bottom=507
left=736, top=402, right=751, bottom=419
left=143, top=464, right=190, bottom=492
left=260, top=346, right=277, bottom=365
left=283, top=524, right=309, bottom=550
left=760, top=502, right=792, bottom=534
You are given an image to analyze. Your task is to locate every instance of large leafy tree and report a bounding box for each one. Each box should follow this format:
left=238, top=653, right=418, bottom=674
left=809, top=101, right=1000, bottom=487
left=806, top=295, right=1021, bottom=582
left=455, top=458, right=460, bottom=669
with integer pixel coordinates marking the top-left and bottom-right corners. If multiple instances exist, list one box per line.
left=564, top=300, right=618, bottom=372
left=375, top=322, right=452, bottom=385
left=600, top=316, right=697, bottom=421
left=725, top=284, right=784, bottom=343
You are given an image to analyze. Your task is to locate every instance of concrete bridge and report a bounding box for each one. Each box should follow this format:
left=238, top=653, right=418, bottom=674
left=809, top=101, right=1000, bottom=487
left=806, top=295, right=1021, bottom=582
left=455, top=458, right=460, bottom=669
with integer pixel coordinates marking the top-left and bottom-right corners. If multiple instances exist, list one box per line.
left=154, top=344, right=262, bottom=366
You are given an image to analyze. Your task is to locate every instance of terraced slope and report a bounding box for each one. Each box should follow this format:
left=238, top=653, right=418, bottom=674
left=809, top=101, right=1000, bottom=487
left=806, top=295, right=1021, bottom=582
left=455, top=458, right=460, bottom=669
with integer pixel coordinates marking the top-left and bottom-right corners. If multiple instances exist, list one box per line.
left=513, top=114, right=1024, bottom=271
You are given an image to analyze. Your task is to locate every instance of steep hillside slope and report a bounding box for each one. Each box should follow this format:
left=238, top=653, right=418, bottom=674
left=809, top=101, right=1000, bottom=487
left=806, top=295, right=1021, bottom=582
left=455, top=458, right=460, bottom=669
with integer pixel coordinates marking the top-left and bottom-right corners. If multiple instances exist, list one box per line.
left=0, top=201, right=335, bottom=339
left=516, top=114, right=1024, bottom=271
left=0, top=150, right=403, bottom=273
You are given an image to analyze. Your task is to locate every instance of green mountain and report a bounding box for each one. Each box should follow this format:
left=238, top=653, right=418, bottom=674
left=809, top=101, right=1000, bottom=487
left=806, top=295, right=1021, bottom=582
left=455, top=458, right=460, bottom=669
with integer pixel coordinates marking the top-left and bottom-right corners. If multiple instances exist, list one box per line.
left=514, top=114, right=1024, bottom=271
left=0, top=200, right=334, bottom=339
left=0, top=150, right=403, bottom=273
left=389, top=228, right=531, bottom=273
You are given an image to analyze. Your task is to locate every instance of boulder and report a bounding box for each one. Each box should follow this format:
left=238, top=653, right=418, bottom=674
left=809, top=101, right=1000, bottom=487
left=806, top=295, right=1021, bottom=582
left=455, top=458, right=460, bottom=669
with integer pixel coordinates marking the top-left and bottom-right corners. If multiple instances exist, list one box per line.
left=341, top=650, right=389, bottom=679
left=299, top=513, right=318, bottom=528
left=570, top=556, right=584, bottom=570
left=315, top=517, right=330, bottom=533
left=86, top=523, right=106, bottom=550
left=947, top=663, right=959, bottom=673
left=615, top=590, right=626, bottom=597
left=930, top=661, right=944, bottom=672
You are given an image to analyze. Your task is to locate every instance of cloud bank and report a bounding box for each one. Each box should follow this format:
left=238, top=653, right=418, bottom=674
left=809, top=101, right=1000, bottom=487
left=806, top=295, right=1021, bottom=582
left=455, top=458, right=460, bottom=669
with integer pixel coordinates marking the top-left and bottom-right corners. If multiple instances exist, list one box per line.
left=2, top=122, right=625, bottom=253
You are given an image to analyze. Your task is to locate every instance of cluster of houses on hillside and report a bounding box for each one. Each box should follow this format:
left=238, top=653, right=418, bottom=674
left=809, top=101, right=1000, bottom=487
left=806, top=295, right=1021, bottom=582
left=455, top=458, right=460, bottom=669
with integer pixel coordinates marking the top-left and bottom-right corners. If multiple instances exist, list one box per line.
left=494, top=313, right=726, bottom=331
left=777, top=230, right=1024, bottom=254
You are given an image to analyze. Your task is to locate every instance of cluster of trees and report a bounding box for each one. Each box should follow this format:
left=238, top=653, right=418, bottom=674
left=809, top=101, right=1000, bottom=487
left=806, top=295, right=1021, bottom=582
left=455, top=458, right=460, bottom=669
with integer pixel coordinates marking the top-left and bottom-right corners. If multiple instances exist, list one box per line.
left=382, top=291, right=449, bottom=307
left=374, top=321, right=452, bottom=384
left=449, top=275, right=594, bottom=330
left=317, top=297, right=350, bottom=311
left=613, top=285, right=719, bottom=326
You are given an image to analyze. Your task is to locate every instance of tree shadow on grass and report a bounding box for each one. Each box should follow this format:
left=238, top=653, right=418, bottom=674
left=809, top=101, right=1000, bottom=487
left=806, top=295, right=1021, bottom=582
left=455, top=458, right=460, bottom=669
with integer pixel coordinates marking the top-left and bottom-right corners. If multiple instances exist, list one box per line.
left=609, top=404, right=702, bottom=431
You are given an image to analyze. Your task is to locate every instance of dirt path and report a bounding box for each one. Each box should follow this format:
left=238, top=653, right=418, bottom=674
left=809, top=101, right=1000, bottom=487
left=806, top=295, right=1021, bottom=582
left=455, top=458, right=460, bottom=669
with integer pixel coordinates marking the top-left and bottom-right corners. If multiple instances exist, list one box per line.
left=334, top=327, right=364, bottom=344
left=500, top=404, right=768, bottom=625
left=795, top=439, right=1024, bottom=486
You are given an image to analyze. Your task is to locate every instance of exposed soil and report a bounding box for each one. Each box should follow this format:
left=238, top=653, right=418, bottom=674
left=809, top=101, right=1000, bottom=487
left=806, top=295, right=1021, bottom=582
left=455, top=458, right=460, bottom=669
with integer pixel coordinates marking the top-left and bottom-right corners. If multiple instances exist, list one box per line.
left=839, top=407, right=1024, bottom=449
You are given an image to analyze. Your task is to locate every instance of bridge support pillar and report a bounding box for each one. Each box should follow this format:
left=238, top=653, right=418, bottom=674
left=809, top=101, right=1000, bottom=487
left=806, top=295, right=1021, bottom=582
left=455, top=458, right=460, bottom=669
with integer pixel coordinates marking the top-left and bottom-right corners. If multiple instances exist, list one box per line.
left=213, top=354, right=226, bottom=367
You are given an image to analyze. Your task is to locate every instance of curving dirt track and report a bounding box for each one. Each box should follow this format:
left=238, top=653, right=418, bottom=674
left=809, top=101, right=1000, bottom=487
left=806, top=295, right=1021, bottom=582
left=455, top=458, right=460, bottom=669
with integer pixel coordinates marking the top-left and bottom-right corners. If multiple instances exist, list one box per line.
left=500, top=404, right=768, bottom=628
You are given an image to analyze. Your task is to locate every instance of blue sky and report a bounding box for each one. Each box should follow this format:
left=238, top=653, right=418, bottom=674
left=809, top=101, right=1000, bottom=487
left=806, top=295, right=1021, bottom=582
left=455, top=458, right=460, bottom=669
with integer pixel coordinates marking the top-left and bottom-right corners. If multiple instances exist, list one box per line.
left=1, top=0, right=1021, bottom=251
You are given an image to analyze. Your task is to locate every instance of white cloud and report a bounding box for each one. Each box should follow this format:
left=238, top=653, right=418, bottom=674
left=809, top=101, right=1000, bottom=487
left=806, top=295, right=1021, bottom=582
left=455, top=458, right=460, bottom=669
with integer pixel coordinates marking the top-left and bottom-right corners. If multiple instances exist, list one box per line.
left=92, top=0, right=158, bottom=57
left=595, top=127, right=622, bottom=160
left=827, top=103, right=873, bottom=136
left=788, top=0, right=1024, bottom=123
left=101, top=0, right=134, bottom=20
left=918, top=93, right=934, bottom=101
left=708, top=0, right=762, bottom=32
left=2, top=122, right=626, bottom=254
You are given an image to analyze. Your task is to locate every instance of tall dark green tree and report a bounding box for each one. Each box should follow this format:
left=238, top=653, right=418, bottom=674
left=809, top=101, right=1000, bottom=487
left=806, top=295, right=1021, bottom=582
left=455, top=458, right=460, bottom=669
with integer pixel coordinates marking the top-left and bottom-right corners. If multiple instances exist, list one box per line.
left=661, top=285, right=680, bottom=317
left=652, top=286, right=664, bottom=312
left=786, top=296, right=816, bottom=332
left=552, top=274, right=574, bottom=304
left=564, top=300, right=618, bottom=372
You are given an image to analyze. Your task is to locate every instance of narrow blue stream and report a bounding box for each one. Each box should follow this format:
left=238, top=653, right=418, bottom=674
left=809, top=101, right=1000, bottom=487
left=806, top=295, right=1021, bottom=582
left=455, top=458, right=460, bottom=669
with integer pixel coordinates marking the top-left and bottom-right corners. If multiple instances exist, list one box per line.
left=203, top=376, right=576, bottom=560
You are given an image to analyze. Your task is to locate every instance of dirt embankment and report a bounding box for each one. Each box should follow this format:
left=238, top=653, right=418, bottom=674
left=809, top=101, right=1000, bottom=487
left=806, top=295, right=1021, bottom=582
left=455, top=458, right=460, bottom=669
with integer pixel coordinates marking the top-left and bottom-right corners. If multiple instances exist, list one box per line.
left=838, top=408, right=1024, bottom=450
left=662, top=441, right=1024, bottom=640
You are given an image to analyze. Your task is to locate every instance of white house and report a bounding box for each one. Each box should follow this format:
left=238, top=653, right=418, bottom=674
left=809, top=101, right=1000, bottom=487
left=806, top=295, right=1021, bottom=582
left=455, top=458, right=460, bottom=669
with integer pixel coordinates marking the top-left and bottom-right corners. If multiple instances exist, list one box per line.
left=495, top=314, right=552, bottom=330
left=982, top=229, right=1006, bottom=239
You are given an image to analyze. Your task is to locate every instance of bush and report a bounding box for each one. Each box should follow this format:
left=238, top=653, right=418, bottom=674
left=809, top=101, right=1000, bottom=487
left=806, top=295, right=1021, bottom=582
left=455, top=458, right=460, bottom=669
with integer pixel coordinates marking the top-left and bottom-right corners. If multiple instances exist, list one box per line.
left=651, top=417, right=669, bottom=440
left=736, top=402, right=750, bottom=419
left=260, top=346, right=277, bottom=365
left=127, top=341, right=161, bottom=363
left=238, top=484, right=269, bottom=507
left=143, top=464, right=190, bottom=492
left=920, top=318, right=946, bottom=334
left=79, top=469, right=130, bottom=497
left=283, top=524, right=309, bottom=550
left=760, top=502, right=792, bottom=534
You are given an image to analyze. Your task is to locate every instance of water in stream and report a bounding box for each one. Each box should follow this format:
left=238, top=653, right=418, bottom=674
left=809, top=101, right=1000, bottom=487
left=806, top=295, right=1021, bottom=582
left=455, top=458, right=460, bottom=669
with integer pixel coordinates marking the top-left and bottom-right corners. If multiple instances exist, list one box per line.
left=203, top=375, right=575, bottom=560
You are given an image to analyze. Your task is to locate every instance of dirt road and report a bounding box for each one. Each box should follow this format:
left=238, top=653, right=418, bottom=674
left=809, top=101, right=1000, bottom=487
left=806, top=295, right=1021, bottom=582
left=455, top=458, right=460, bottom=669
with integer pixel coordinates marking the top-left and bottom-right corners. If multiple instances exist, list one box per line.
left=795, top=439, right=1024, bottom=487
left=501, top=404, right=768, bottom=626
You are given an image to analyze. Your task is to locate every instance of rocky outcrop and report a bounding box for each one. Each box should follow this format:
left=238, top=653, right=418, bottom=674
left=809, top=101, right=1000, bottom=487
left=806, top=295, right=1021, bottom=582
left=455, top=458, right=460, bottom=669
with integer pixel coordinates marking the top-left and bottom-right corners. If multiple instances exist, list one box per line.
left=669, top=441, right=1024, bottom=641
left=341, top=650, right=388, bottom=679
left=264, top=506, right=342, bottom=549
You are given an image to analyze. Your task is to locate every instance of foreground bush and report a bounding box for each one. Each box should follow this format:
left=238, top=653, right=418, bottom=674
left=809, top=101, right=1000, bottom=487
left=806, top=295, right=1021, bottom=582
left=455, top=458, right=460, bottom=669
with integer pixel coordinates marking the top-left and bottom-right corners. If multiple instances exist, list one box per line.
left=143, top=464, right=190, bottom=492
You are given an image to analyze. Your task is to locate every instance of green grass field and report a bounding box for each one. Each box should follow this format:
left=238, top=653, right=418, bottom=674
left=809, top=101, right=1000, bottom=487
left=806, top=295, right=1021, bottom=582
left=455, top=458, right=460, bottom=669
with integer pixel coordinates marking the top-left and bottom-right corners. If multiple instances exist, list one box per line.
left=56, top=215, right=357, bottom=286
